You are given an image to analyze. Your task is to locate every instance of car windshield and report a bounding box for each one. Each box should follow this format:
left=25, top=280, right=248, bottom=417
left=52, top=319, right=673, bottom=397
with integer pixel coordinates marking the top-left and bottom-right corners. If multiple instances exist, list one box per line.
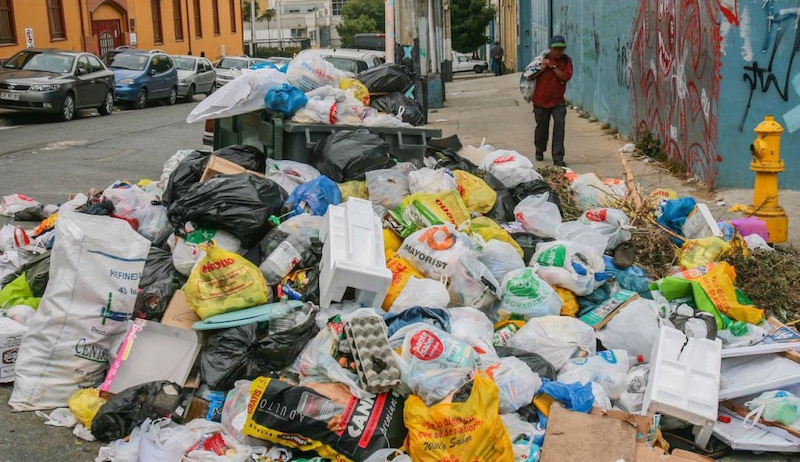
left=217, top=58, right=248, bottom=70
left=324, top=57, right=367, bottom=75
left=173, top=57, right=196, bottom=71
left=2, top=51, right=75, bottom=73
left=107, top=53, right=149, bottom=71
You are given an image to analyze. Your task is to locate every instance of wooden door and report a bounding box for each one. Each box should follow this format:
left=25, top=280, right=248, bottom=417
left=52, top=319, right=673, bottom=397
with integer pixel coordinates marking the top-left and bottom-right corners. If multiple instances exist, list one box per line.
left=92, top=20, right=122, bottom=56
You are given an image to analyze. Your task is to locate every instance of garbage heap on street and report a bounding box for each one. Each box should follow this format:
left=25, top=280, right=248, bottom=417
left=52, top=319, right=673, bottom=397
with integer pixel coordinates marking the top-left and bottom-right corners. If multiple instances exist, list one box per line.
left=0, top=55, right=799, bottom=462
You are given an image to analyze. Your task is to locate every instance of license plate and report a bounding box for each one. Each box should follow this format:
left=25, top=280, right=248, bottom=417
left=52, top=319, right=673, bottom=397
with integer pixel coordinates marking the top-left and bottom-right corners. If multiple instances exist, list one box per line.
left=0, top=92, right=20, bottom=101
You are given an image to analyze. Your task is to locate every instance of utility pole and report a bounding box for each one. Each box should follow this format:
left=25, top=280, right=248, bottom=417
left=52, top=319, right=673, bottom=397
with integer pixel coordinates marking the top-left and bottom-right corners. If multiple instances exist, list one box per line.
left=385, top=0, right=395, bottom=63
left=278, top=0, right=284, bottom=49
left=249, top=0, right=256, bottom=56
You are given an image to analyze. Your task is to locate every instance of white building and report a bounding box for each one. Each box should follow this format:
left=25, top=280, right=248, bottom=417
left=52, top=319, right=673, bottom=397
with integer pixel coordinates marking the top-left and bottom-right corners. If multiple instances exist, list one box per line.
left=243, top=0, right=343, bottom=49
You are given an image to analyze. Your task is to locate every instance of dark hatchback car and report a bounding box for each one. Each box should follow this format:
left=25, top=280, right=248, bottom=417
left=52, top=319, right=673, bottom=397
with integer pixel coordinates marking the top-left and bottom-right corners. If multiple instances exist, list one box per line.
left=0, top=48, right=115, bottom=121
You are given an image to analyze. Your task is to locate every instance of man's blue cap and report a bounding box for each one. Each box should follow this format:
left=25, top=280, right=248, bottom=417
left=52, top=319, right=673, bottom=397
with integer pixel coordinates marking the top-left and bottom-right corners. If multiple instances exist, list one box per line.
left=549, top=35, right=567, bottom=48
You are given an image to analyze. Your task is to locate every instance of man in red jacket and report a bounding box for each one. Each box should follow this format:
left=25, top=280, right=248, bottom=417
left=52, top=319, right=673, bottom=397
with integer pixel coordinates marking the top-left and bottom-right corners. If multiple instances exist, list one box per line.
left=528, top=35, right=573, bottom=167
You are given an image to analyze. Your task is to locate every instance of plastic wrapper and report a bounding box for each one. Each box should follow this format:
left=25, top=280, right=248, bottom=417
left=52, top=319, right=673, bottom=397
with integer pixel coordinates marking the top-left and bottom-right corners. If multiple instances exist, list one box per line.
left=201, top=302, right=319, bottom=390
left=357, top=63, right=413, bottom=93
left=508, top=316, right=597, bottom=371
left=167, top=174, right=288, bottom=249
left=311, top=129, right=395, bottom=182
left=514, top=193, right=562, bottom=238
left=498, top=267, right=562, bottom=320
left=407, top=167, right=457, bottom=195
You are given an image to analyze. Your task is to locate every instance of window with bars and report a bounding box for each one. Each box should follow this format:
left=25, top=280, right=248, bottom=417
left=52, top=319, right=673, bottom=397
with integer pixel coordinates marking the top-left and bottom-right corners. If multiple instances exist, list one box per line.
left=331, top=0, right=347, bottom=16
left=173, top=0, right=183, bottom=41
left=47, top=0, right=66, bottom=40
left=152, top=0, right=163, bottom=44
left=212, top=0, right=220, bottom=35
left=193, top=0, right=202, bottom=38
left=229, top=0, right=236, bottom=33
left=0, top=0, right=15, bottom=45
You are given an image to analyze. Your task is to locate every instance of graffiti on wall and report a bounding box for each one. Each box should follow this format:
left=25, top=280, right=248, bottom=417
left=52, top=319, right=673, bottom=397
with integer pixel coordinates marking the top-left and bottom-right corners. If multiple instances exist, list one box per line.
left=629, top=0, right=722, bottom=186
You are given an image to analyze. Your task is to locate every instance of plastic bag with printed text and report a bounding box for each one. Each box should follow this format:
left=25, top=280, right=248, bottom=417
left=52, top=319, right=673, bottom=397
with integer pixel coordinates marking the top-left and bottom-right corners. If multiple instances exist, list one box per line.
left=454, top=170, right=497, bottom=214
left=577, top=208, right=632, bottom=250
left=286, top=54, right=340, bottom=92
left=514, top=193, right=562, bottom=238
left=479, top=150, right=542, bottom=189
left=397, top=224, right=475, bottom=279
left=498, top=267, right=563, bottom=320
left=398, top=190, right=470, bottom=229
left=532, top=240, right=607, bottom=296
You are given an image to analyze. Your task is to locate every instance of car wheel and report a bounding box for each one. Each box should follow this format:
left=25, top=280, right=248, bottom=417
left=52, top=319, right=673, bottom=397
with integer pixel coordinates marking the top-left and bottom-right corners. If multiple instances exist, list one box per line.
left=166, top=87, right=177, bottom=105
left=183, top=84, right=195, bottom=102
left=58, top=93, right=75, bottom=122
left=474, top=65, right=485, bottom=74
left=133, top=88, right=147, bottom=109
left=98, top=91, right=114, bottom=115
left=207, top=82, right=216, bottom=95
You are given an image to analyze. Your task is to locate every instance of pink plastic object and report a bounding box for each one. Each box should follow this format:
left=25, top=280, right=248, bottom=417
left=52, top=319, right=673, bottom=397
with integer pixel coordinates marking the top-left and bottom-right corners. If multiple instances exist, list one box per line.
left=729, top=216, right=769, bottom=241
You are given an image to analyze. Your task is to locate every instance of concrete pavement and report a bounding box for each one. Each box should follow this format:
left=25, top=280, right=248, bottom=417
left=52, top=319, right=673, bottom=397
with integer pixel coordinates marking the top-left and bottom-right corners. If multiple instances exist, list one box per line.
left=430, top=73, right=800, bottom=246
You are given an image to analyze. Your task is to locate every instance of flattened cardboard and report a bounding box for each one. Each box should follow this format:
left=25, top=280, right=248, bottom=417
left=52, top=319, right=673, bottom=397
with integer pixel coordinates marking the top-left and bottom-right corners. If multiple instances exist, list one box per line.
left=541, top=404, right=637, bottom=462
left=162, top=290, right=201, bottom=330
left=457, top=145, right=490, bottom=166
left=200, top=155, right=265, bottom=182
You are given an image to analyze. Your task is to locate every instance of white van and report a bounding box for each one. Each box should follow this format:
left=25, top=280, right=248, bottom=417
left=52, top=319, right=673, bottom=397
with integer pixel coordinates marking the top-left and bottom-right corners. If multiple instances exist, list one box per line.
left=297, top=48, right=386, bottom=76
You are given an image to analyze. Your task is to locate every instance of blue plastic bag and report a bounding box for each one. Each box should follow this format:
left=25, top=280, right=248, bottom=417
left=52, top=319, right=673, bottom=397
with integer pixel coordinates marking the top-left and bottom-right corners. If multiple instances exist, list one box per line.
left=284, top=175, right=341, bottom=217
left=656, top=197, right=696, bottom=244
left=537, top=379, right=594, bottom=415
left=265, top=83, right=308, bottom=117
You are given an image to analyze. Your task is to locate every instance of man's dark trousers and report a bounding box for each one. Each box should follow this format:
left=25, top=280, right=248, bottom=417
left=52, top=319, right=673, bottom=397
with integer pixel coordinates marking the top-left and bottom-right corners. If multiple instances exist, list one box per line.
left=534, top=102, right=567, bottom=162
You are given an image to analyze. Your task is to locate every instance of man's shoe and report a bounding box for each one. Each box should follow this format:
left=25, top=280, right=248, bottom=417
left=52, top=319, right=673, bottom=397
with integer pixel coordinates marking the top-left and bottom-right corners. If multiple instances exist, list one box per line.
left=553, top=160, right=567, bottom=167
left=535, top=152, right=544, bottom=161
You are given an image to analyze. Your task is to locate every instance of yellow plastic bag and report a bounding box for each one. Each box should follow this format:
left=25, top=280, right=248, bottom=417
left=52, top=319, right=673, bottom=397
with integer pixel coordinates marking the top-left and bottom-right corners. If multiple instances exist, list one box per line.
left=185, top=244, right=268, bottom=320
left=383, top=228, right=403, bottom=254
left=554, top=286, right=579, bottom=316
left=679, top=236, right=731, bottom=269
left=468, top=217, right=524, bottom=258
left=404, top=371, right=514, bottom=461
left=382, top=251, right=424, bottom=311
left=338, top=180, right=369, bottom=201
left=67, top=388, right=107, bottom=429
left=399, top=190, right=471, bottom=228
left=340, top=77, right=370, bottom=106
left=454, top=170, right=497, bottom=214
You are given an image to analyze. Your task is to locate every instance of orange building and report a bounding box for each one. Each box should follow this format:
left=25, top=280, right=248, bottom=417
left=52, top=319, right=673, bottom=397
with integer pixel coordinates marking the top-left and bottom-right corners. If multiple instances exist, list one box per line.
left=0, top=0, right=244, bottom=61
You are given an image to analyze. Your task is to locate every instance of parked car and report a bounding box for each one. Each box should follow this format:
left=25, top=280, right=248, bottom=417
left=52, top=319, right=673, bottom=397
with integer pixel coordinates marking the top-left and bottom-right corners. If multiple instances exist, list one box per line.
left=0, top=48, right=115, bottom=121
left=266, top=56, right=292, bottom=67
left=296, top=48, right=385, bottom=76
left=171, top=55, right=217, bottom=101
left=351, top=33, right=386, bottom=51
left=106, top=51, right=178, bottom=109
left=214, top=56, right=270, bottom=87
left=452, top=52, right=488, bottom=74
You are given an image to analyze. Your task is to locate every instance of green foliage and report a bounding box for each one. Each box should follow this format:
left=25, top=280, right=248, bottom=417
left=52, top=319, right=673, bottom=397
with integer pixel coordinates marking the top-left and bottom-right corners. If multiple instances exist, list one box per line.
left=634, top=130, right=663, bottom=160
left=337, top=0, right=384, bottom=47
left=255, top=46, right=302, bottom=58
left=451, top=0, right=495, bottom=52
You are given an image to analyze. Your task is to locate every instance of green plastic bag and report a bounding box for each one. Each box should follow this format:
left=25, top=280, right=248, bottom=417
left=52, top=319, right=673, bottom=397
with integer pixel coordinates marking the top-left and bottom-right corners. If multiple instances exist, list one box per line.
left=0, top=273, right=40, bottom=309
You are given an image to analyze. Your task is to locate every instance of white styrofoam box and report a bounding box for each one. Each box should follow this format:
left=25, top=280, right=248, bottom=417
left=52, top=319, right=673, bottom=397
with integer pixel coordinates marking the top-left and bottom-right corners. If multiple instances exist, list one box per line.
left=719, top=353, right=800, bottom=400
left=319, top=198, right=392, bottom=309
left=714, top=408, right=800, bottom=453
left=0, top=317, right=28, bottom=383
left=642, top=325, right=722, bottom=448
left=721, top=342, right=800, bottom=358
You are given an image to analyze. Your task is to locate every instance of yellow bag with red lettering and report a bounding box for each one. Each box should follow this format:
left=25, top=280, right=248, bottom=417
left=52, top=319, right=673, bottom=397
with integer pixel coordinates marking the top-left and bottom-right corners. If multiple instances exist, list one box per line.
left=340, top=77, right=370, bottom=106
left=382, top=251, right=425, bottom=311
left=184, top=244, right=269, bottom=320
left=454, top=170, right=497, bottom=214
left=679, top=236, right=731, bottom=270
left=404, top=371, right=514, bottom=462
left=398, top=190, right=471, bottom=228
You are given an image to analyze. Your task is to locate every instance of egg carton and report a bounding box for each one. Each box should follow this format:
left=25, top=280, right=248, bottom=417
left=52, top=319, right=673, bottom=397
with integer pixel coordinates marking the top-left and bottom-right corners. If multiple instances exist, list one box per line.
left=344, top=315, right=401, bottom=394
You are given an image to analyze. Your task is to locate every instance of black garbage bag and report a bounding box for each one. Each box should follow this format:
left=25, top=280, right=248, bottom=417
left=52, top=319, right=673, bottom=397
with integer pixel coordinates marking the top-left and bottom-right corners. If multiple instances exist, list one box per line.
left=510, top=179, right=564, bottom=214
left=425, top=148, right=479, bottom=173
left=80, top=199, right=115, bottom=216
left=0, top=251, right=51, bottom=297
left=311, top=130, right=395, bottom=182
left=162, top=145, right=268, bottom=205
left=14, top=206, right=44, bottom=222
left=370, top=92, right=425, bottom=126
left=91, top=381, right=182, bottom=442
left=139, top=247, right=178, bottom=290
left=167, top=174, right=288, bottom=249
left=670, top=308, right=718, bottom=340
left=201, top=303, right=320, bottom=390
left=511, top=232, right=553, bottom=263
left=495, top=346, right=557, bottom=381
left=133, top=279, right=179, bottom=321
left=356, top=63, right=413, bottom=93
left=483, top=172, right=516, bottom=223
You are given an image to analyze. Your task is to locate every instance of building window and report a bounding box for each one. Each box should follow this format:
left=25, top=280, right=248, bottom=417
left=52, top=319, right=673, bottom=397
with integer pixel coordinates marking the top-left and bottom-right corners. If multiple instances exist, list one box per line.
left=212, top=0, right=220, bottom=35
left=151, top=0, right=163, bottom=44
left=332, top=0, right=347, bottom=16
left=229, top=0, right=236, bottom=33
left=47, top=0, right=66, bottom=40
left=173, top=0, right=184, bottom=41
left=0, top=0, right=15, bottom=45
left=193, top=0, right=202, bottom=38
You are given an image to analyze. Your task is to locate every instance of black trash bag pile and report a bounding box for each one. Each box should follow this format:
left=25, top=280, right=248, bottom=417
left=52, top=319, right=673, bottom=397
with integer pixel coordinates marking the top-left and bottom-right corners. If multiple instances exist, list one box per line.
left=91, top=381, right=182, bottom=442
left=311, top=130, right=395, bottom=182
left=167, top=174, right=288, bottom=249
left=356, top=63, right=414, bottom=94
left=370, top=92, right=425, bottom=127
left=132, top=246, right=183, bottom=321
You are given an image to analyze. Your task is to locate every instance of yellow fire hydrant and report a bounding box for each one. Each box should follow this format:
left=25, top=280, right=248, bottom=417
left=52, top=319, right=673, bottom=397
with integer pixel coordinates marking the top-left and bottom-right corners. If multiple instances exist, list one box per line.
left=729, top=115, right=788, bottom=243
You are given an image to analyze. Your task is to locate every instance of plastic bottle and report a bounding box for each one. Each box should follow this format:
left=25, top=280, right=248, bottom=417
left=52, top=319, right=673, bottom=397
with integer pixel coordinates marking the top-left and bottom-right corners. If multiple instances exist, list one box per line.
left=259, top=231, right=314, bottom=284
left=557, top=349, right=643, bottom=400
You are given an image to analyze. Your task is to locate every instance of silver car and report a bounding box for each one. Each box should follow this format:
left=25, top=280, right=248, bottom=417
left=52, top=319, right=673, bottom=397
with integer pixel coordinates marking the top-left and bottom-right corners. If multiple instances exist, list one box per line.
left=172, top=55, right=216, bottom=101
left=214, top=56, right=270, bottom=87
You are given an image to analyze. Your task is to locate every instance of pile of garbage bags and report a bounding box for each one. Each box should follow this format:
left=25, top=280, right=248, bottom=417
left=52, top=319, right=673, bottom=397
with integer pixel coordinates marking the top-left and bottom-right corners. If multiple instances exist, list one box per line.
left=1, top=59, right=798, bottom=462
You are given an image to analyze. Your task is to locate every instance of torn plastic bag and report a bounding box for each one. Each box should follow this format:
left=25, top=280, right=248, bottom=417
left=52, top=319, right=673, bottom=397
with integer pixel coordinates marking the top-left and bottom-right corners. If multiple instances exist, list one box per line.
left=161, top=145, right=268, bottom=206
left=91, top=381, right=182, bottom=442
left=495, top=346, right=557, bottom=381
left=201, top=302, right=319, bottom=390
left=167, top=174, right=288, bottom=249
left=447, top=254, right=500, bottom=315
left=357, top=63, right=413, bottom=93
left=186, top=68, right=289, bottom=123
left=264, top=83, right=308, bottom=117
left=511, top=179, right=563, bottom=214
left=284, top=175, right=342, bottom=217
left=370, top=92, right=425, bottom=126
left=311, top=129, right=395, bottom=182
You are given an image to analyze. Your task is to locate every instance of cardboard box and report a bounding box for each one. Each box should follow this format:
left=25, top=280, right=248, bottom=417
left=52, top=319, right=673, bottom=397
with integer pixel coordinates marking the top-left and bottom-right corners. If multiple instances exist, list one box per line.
left=99, top=318, right=200, bottom=394
left=161, top=290, right=201, bottom=331
left=199, top=156, right=265, bottom=182
left=0, top=317, right=27, bottom=383
left=579, top=290, right=639, bottom=330
left=682, top=204, right=722, bottom=240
